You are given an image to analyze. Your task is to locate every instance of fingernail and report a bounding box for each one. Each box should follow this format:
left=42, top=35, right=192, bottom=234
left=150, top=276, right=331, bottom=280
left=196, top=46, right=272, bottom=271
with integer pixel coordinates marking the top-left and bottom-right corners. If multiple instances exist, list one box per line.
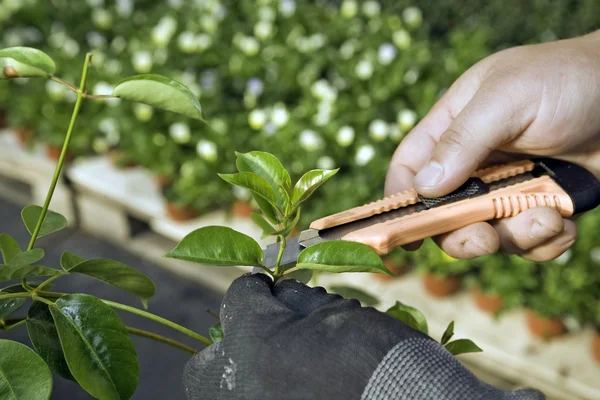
left=414, top=161, right=444, bottom=188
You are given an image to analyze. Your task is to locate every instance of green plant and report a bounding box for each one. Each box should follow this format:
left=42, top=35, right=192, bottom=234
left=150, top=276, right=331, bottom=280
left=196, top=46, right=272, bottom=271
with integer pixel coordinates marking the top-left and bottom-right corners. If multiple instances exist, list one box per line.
left=414, top=238, right=474, bottom=277
left=0, top=46, right=482, bottom=399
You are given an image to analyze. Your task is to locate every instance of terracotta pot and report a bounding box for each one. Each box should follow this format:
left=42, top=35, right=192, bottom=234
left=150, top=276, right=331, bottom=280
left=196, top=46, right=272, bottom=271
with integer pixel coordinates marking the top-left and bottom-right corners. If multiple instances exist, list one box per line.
left=15, top=127, right=31, bottom=146
left=525, top=311, right=566, bottom=339
left=472, top=287, right=504, bottom=314
left=592, top=330, right=600, bottom=363
left=155, top=174, right=172, bottom=189
left=423, top=273, right=462, bottom=297
left=165, top=203, right=199, bottom=222
left=374, top=257, right=406, bottom=281
left=231, top=200, right=254, bottom=218
left=108, top=150, right=137, bottom=169
left=46, top=144, right=73, bottom=162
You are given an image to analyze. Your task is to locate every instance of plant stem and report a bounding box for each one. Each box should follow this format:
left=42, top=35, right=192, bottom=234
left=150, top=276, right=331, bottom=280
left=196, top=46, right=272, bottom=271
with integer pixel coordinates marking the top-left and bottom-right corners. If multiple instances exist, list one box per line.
left=102, top=299, right=212, bottom=346
left=26, top=53, right=93, bottom=251
left=0, top=292, right=32, bottom=301
left=50, top=75, right=78, bottom=92
left=126, top=326, right=197, bottom=355
left=36, top=274, right=63, bottom=291
left=257, top=264, right=275, bottom=278
left=273, top=235, right=287, bottom=276
left=32, top=295, right=55, bottom=307
left=83, top=93, right=116, bottom=100
left=1, top=319, right=27, bottom=332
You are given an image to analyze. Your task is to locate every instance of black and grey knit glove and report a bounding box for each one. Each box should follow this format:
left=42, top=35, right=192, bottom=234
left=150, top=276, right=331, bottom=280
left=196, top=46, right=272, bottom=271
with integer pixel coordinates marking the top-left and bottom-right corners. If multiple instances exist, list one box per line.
left=183, top=274, right=545, bottom=400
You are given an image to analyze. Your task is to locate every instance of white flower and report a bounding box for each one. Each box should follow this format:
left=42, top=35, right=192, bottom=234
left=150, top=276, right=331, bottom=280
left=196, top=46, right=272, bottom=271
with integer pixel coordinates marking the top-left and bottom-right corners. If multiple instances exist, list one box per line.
left=389, top=123, right=404, bottom=142
left=311, top=80, right=337, bottom=101
left=369, top=119, right=389, bottom=142
left=239, top=36, right=260, bottom=56
left=116, top=0, right=133, bottom=17
left=591, top=248, right=600, bottom=263
left=195, top=34, right=213, bottom=52
left=99, top=118, right=118, bottom=135
left=105, top=129, right=120, bottom=146
left=63, top=39, right=80, bottom=57
left=336, top=126, right=355, bottom=147
left=554, top=249, right=572, bottom=265
left=398, top=109, right=418, bottom=131
left=355, top=60, right=374, bottom=80
left=210, top=118, right=228, bottom=135
left=86, top=31, right=106, bottom=49
left=93, top=82, right=113, bottom=96
left=355, top=145, right=375, bottom=166
left=362, top=1, right=381, bottom=18
left=378, top=43, right=397, bottom=65
left=152, top=133, right=167, bottom=147
left=271, top=104, right=290, bottom=127
left=178, top=32, right=197, bottom=53
left=249, top=109, right=268, bottom=130
left=169, top=122, right=191, bottom=144
left=309, top=34, right=326, bottom=49
left=299, top=130, right=324, bottom=152
left=317, top=156, right=335, bottom=170
left=196, top=140, right=218, bottom=162
left=152, top=16, right=177, bottom=47
left=340, top=0, right=358, bottom=19
left=404, top=68, right=419, bottom=85
left=392, top=30, right=411, bottom=49
left=92, top=9, right=112, bottom=30
left=258, top=6, right=276, bottom=21
left=279, top=0, right=296, bottom=17
left=92, top=138, right=108, bottom=154
left=403, top=7, right=423, bottom=29
left=254, top=21, right=274, bottom=40
left=45, top=80, right=67, bottom=101
left=263, top=122, right=277, bottom=136
left=340, top=40, right=356, bottom=60
left=232, top=186, right=251, bottom=200
left=132, top=51, right=152, bottom=73
left=111, top=36, right=127, bottom=54
left=134, top=104, right=153, bottom=121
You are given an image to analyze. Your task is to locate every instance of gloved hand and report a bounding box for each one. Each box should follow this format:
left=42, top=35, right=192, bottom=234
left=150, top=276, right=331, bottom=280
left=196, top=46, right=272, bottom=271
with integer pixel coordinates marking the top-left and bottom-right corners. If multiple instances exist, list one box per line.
left=183, top=274, right=544, bottom=400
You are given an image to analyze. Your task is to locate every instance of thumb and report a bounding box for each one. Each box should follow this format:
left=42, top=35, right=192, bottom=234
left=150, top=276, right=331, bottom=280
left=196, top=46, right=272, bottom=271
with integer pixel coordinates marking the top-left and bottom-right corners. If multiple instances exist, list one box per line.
left=413, top=80, right=536, bottom=197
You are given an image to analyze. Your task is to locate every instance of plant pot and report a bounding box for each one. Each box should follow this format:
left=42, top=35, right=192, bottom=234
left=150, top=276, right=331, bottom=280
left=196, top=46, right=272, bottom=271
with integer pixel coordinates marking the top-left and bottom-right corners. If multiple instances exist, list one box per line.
left=592, top=329, right=600, bottom=363
left=423, top=273, right=462, bottom=297
left=46, top=144, right=73, bottom=162
left=231, top=200, right=254, bottom=218
left=472, top=287, right=503, bottom=314
left=155, top=174, right=172, bottom=189
left=15, top=127, right=31, bottom=146
left=108, top=150, right=137, bottom=169
left=525, top=311, right=566, bottom=339
left=165, top=202, right=199, bottom=222
left=374, top=257, right=406, bottom=281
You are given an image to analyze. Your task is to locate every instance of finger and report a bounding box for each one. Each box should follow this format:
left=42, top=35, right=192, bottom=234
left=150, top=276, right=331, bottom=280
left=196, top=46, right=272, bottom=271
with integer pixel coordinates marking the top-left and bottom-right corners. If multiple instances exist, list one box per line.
left=492, top=208, right=564, bottom=253
left=520, top=219, right=577, bottom=262
left=414, top=77, right=537, bottom=197
left=434, top=222, right=500, bottom=259
left=220, top=274, right=292, bottom=334
left=273, top=279, right=352, bottom=317
left=183, top=342, right=227, bottom=400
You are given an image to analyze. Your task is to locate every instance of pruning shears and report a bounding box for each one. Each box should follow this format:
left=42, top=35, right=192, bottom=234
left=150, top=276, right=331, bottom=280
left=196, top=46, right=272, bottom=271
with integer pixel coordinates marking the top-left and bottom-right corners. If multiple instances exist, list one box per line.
left=261, top=158, right=600, bottom=271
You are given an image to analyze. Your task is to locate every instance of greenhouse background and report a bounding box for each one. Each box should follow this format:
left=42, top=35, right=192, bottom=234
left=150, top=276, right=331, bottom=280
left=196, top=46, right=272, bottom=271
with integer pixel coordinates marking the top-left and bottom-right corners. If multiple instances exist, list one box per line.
left=1, top=0, right=600, bottom=399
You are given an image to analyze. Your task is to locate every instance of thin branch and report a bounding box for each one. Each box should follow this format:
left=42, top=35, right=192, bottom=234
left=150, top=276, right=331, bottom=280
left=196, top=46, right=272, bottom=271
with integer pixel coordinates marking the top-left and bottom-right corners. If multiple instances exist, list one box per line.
left=126, top=326, right=197, bottom=355
left=50, top=75, right=78, bottom=92
left=1, top=319, right=27, bottom=332
left=83, top=93, right=117, bottom=100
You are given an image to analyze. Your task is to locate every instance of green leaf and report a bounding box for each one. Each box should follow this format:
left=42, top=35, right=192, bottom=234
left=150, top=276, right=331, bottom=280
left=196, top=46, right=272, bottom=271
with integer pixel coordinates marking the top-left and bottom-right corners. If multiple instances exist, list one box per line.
left=235, top=151, right=292, bottom=209
left=295, top=241, right=392, bottom=274
left=0, top=46, right=56, bottom=79
left=441, top=321, right=455, bottom=345
left=250, top=212, right=276, bottom=238
left=10, top=248, right=44, bottom=266
left=49, top=294, right=139, bottom=400
left=329, top=285, right=378, bottom=306
left=386, top=301, right=429, bottom=335
left=0, top=284, right=28, bottom=319
left=0, top=339, right=53, bottom=399
left=253, top=197, right=279, bottom=224
left=284, top=269, right=313, bottom=284
left=166, top=226, right=264, bottom=267
left=292, top=169, right=339, bottom=205
left=219, top=172, right=281, bottom=213
left=444, top=339, right=483, bottom=356
left=69, top=259, right=156, bottom=308
left=209, top=322, right=224, bottom=343
left=0, top=234, right=20, bottom=263
left=273, top=208, right=301, bottom=237
left=27, top=302, right=74, bottom=381
left=0, top=265, right=63, bottom=283
left=112, top=74, right=202, bottom=120
left=21, top=205, right=67, bottom=239
left=60, top=251, right=85, bottom=271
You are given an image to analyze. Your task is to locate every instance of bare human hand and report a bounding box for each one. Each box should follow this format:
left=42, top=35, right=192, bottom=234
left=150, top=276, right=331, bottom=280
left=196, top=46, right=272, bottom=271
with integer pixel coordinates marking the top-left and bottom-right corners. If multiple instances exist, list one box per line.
left=385, top=30, right=600, bottom=261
